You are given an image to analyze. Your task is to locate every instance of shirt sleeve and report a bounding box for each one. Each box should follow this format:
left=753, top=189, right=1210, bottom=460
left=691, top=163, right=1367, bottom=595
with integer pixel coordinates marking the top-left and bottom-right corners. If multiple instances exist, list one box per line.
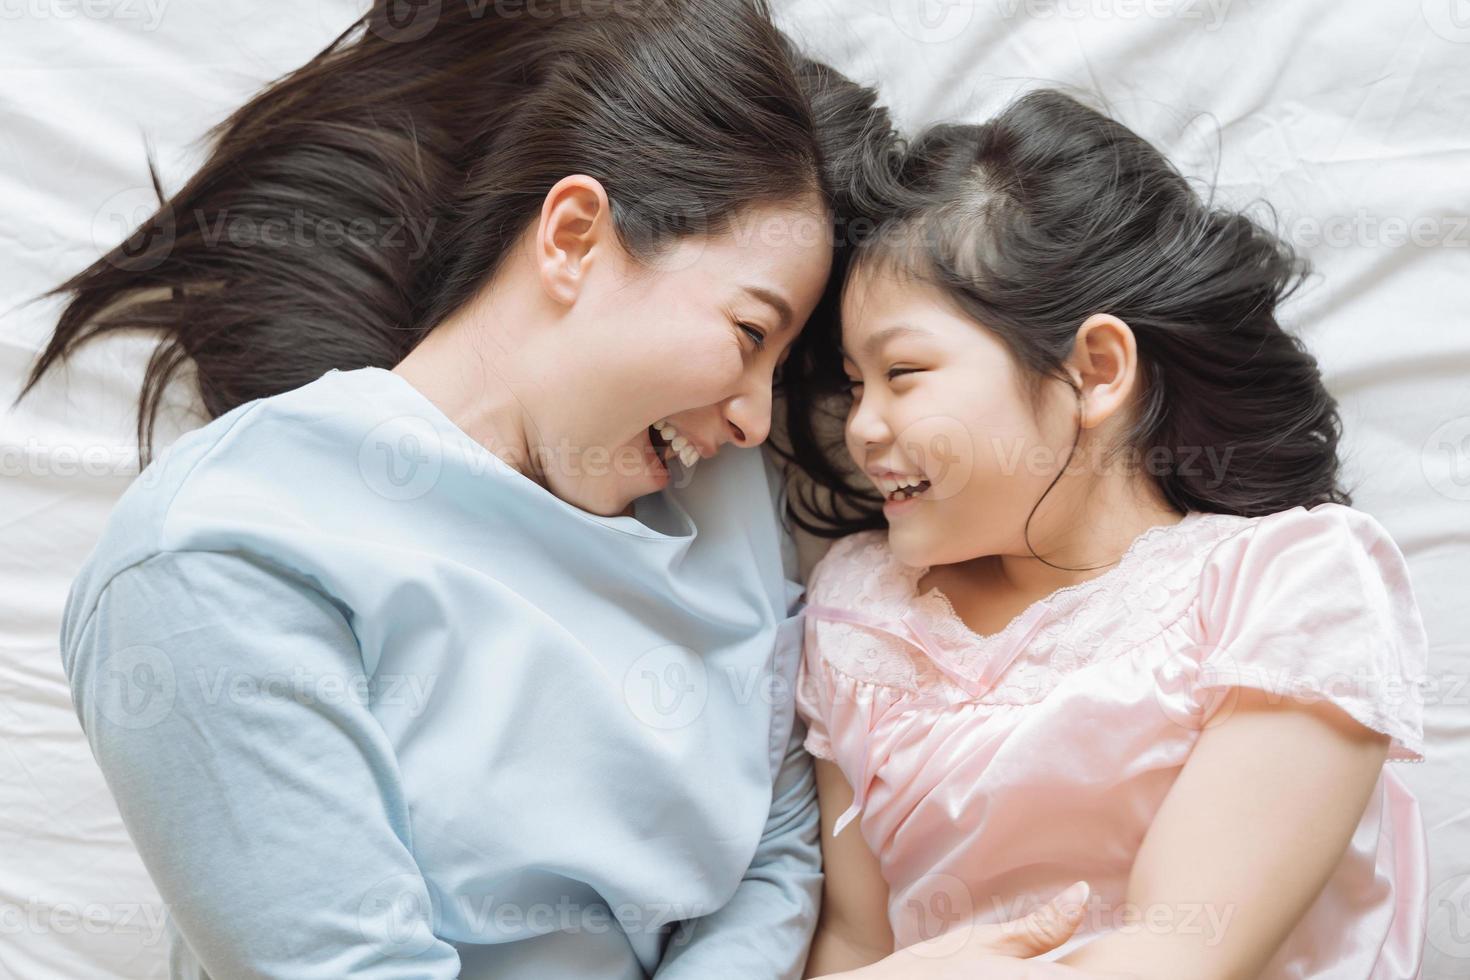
left=61, top=549, right=462, bottom=978
left=652, top=716, right=822, bottom=980
left=1195, top=503, right=1429, bottom=761
left=655, top=464, right=824, bottom=979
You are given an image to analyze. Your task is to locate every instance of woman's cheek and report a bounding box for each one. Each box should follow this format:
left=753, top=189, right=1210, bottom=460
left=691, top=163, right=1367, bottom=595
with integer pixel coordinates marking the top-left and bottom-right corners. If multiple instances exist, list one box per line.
left=671, top=340, right=744, bottom=408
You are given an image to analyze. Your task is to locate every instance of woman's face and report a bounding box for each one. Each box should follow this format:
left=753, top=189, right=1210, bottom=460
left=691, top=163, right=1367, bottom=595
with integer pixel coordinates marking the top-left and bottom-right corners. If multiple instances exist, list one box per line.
left=542, top=195, right=833, bottom=517
left=839, top=264, right=1077, bottom=568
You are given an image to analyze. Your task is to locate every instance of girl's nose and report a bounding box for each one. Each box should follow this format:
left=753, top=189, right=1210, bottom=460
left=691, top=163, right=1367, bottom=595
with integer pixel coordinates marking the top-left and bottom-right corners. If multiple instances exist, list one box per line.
left=846, top=393, right=891, bottom=446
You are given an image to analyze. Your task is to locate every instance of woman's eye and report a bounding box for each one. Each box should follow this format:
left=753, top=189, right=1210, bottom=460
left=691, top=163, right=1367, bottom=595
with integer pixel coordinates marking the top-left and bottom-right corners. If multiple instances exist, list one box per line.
left=886, top=367, right=919, bottom=382
left=738, top=323, right=767, bottom=350
left=838, top=378, right=863, bottom=395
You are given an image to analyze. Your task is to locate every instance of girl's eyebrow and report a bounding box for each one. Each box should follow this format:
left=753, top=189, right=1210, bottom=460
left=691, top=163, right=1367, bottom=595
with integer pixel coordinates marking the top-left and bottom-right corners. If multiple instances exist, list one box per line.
left=844, top=324, right=929, bottom=361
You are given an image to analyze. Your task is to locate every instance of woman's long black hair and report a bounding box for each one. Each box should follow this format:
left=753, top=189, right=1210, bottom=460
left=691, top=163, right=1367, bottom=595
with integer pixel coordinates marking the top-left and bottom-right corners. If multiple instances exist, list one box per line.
left=17, top=0, right=901, bottom=463
left=774, top=88, right=1349, bottom=539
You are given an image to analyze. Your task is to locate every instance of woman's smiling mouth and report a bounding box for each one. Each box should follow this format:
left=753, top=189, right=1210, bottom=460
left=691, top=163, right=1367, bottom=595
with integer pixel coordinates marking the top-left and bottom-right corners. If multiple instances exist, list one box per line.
left=650, top=419, right=703, bottom=470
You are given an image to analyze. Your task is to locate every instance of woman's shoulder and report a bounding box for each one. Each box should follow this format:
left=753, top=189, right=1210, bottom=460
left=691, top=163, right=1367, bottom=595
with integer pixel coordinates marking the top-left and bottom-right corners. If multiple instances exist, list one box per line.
left=68, top=369, right=420, bottom=610
left=116, top=369, right=377, bottom=506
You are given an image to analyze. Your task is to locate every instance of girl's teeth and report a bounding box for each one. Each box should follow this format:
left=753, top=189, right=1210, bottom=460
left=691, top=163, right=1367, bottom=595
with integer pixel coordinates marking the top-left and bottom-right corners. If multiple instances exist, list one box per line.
left=679, top=445, right=699, bottom=468
left=879, top=476, right=916, bottom=494
left=671, top=435, right=689, bottom=453
left=878, top=474, right=929, bottom=499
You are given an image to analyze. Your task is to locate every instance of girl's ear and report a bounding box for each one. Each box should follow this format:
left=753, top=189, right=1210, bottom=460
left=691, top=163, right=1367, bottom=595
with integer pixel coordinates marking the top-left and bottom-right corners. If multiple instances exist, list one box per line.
left=535, top=174, right=612, bottom=307
left=1065, top=313, right=1139, bottom=430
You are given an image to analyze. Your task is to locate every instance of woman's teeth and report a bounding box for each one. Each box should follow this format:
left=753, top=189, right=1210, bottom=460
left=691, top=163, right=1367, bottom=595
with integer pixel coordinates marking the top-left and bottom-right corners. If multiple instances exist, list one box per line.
left=654, top=419, right=700, bottom=470
left=878, top=474, right=930, bottom=500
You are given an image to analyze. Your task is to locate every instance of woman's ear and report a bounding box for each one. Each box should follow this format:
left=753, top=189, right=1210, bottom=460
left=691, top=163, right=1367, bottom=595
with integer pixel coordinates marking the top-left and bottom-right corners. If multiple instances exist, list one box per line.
left=1065, top=313, right=1139, bottom=429
left=535, top=174, right=611, bottom=307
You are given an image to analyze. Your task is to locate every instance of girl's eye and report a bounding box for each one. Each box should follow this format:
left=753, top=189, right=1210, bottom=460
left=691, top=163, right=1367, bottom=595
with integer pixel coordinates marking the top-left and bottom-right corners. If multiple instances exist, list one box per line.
left=838, top=378, right=863, bottom=395
left=738, top=323, right=767, bottom=350
left=886, top=367, right=918, bottom=381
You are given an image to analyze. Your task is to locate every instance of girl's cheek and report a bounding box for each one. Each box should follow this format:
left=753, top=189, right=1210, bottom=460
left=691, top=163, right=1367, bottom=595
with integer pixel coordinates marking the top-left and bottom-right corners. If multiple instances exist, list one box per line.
left=844, top=424, right=863, bottom=465
left=900, top=411, right=976, bottom=503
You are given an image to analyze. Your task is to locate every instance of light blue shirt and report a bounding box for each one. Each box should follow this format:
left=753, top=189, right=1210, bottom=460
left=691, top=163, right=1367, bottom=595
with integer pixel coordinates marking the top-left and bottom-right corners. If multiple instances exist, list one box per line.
left=61, top=367, right=819, bottom=979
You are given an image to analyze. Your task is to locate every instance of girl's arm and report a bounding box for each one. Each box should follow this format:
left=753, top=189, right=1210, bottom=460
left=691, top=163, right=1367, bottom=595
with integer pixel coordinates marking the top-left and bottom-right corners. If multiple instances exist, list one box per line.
left=1059, top=686, right=1392, bottom=980
left=803, top=758, right=895, bottom=976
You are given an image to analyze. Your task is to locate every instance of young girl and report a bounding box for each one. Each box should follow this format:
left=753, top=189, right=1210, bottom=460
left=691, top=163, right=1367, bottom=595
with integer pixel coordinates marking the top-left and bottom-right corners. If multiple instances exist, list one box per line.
left=783, top=90, right=1429, bottom=979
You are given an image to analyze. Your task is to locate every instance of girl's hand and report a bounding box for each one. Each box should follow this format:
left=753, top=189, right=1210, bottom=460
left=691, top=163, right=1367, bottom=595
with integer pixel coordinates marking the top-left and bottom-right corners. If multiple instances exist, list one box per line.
left=818, top=881, right=1139, bottom=980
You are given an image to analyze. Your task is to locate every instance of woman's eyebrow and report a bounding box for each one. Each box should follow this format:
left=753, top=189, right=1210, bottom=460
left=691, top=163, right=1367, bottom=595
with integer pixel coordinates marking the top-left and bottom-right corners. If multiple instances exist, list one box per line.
left=740, top=284, right=794, bottom=331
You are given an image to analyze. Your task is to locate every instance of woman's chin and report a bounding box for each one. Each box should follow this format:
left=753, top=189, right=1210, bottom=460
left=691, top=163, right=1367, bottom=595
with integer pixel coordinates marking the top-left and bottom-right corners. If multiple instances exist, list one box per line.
left=633, top=463, right=671, bottom=499
left=565, top=445, right=671, bottom=517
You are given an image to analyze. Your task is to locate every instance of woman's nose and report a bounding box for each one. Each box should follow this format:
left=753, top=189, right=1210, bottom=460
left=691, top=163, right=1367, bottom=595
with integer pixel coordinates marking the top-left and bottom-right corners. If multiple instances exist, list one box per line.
left=725, top=403, right=769, bottom=448
left=723, top=376, right=774, bottom=448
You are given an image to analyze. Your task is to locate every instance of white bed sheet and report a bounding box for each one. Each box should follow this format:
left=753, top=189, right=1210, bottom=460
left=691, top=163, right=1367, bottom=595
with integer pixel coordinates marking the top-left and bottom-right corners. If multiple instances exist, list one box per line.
left=2, top=2, right=1466, bottom=977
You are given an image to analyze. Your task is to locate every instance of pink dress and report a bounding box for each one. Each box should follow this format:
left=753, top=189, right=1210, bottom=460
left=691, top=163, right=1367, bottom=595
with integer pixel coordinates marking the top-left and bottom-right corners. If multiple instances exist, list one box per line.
left=796, top=504, right=1428, bottom=978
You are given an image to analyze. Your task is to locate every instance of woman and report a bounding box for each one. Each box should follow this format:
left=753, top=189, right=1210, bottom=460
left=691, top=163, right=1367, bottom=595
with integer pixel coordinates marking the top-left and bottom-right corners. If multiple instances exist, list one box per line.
left=23, top=2, right=1126, bottom=977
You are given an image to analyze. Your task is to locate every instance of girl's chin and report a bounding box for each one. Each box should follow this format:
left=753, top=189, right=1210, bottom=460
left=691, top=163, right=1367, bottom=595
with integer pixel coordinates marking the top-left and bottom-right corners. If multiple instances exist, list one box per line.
left=885, top=520, right=941, bottom=569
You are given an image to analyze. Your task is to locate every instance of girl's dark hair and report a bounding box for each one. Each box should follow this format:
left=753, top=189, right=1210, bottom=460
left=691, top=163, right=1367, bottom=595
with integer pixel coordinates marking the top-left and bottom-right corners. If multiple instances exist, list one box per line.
left=776, top=88, right=1350, bottom=539
left=18, top=0, right=899, bottom=462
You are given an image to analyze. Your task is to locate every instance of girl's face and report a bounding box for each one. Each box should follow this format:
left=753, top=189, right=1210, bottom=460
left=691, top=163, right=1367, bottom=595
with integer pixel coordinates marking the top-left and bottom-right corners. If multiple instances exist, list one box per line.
left=546, top=196, right=832, bottom=517
left=840, top=264, right=1078, bottom=568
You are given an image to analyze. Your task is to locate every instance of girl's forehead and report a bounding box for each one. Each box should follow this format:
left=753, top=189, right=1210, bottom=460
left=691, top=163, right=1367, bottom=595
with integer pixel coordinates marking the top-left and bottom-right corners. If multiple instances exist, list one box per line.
left=841, top=264, right=932, bottom=326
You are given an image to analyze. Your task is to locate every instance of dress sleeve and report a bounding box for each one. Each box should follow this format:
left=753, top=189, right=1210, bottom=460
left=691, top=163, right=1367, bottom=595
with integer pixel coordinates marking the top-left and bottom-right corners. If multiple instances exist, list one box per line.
left=794, top=539, right=857, bottom=762
left=1195, top=503, right=1428, bottom=761
left=61, top=550, right=461, bottom=978
left=795, top=613, right=837, bottom=761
